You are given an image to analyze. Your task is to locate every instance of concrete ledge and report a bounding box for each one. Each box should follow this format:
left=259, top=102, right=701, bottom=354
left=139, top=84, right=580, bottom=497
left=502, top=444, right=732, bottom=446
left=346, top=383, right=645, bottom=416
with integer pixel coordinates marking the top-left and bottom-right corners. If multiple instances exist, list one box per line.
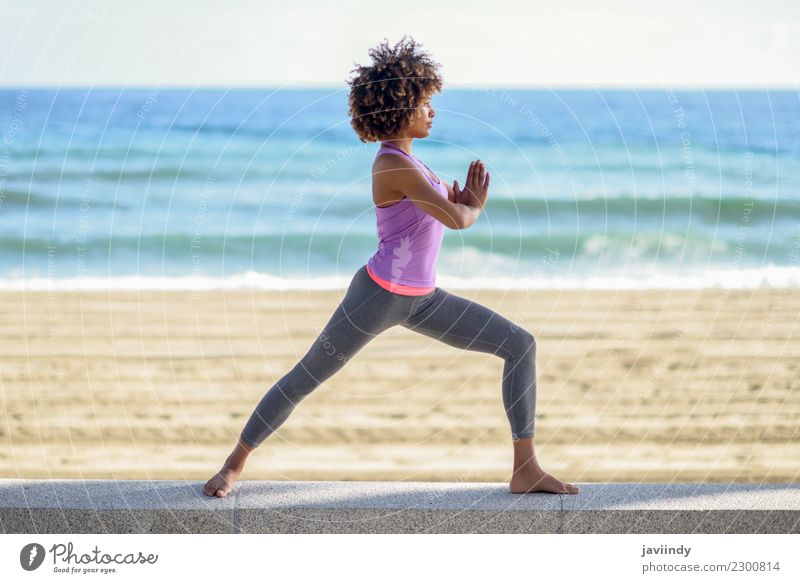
left=1, top=480, right=798, bottom=534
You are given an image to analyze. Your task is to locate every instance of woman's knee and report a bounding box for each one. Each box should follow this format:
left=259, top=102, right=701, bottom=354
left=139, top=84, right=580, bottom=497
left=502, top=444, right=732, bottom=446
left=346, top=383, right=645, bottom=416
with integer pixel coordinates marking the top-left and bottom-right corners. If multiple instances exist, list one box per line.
left=508, top=326, right=536, bottom=359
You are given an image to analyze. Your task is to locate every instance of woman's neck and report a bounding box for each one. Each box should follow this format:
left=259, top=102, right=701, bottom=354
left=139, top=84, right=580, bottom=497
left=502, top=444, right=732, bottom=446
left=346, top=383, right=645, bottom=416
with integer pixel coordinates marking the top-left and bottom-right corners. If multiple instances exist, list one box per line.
left=381, top=137, right=413, bottom=156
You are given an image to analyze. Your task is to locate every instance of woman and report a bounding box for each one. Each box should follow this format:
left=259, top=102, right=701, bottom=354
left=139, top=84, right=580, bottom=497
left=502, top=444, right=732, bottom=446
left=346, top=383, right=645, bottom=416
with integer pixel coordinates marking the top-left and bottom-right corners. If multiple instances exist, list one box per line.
left=204, top=36, right=579, bottom=497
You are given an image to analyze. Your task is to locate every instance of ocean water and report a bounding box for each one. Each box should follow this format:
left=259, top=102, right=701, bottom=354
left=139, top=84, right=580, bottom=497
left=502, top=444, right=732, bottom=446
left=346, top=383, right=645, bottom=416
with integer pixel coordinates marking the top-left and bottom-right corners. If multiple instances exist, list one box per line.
left=1, top=87, right=799, bottom=290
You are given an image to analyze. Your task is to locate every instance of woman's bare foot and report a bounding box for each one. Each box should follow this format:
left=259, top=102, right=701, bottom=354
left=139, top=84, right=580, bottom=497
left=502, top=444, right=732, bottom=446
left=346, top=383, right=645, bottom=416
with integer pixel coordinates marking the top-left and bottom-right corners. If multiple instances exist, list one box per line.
left=203, top=438, right=253, bottom=498
left=508, top=436, right=580, bottom=495
left=204, top=466, right=241, bottom=498
left=509, top=462, right=580, bottom=494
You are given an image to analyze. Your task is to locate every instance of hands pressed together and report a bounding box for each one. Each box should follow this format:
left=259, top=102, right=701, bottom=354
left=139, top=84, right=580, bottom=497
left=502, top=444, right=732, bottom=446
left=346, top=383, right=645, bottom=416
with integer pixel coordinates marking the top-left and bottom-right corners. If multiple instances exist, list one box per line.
left=453, top=160, right=490, bottom=210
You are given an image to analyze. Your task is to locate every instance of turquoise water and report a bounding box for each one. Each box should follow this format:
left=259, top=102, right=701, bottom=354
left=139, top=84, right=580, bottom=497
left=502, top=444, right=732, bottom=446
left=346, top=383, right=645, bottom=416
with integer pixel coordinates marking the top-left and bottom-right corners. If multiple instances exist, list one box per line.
left=1, top=87, right=798, bottom=289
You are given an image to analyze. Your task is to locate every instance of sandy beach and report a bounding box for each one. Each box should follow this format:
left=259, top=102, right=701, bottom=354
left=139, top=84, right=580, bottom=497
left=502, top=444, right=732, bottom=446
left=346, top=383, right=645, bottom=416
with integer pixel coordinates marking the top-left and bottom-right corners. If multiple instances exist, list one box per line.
left=1, top=287, right=798, bottom=484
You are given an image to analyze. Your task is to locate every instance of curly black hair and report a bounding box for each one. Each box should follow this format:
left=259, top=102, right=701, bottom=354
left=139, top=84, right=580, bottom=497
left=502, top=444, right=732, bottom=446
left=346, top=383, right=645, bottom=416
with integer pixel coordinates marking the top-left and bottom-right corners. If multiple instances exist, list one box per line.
left=345, top=35, right=443, bottom=143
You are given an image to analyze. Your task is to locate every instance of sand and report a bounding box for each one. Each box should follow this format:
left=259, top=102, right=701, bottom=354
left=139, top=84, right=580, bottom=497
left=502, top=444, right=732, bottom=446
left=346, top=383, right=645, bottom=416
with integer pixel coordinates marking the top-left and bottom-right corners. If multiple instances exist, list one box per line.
left=1, top=286, right=798, bottom=484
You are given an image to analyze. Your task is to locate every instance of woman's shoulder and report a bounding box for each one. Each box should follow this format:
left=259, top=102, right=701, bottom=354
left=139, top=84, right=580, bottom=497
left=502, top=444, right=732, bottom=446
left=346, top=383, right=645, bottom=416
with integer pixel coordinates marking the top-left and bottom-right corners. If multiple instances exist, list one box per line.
left=371, top=150, right=418, bottom=182
left=372, top=151, right=413, bottom=207
left=373, top=148, right=412, bottom=165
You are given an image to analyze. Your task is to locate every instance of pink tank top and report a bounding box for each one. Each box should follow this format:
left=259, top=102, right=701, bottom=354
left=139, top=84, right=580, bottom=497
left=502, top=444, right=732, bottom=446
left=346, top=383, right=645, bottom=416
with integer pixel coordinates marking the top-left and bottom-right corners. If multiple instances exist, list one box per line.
left=365, top=142, right=448, bottom=296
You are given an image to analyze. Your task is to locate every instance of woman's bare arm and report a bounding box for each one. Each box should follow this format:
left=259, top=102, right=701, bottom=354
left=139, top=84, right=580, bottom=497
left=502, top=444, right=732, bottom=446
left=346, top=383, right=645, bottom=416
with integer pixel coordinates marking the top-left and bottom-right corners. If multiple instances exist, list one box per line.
left=373, top=157, right=488, bottom=230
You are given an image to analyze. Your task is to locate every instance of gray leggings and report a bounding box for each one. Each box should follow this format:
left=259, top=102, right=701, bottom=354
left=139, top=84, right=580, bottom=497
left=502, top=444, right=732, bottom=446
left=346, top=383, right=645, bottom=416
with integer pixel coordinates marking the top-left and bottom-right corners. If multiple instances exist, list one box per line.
left=240, top=264, right=537, bottom=448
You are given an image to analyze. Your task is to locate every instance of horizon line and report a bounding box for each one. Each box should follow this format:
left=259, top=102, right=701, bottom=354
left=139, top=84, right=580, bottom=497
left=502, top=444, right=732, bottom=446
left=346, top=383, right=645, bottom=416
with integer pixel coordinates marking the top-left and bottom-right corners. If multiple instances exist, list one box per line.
left=1, top=83, right=798, bottom=91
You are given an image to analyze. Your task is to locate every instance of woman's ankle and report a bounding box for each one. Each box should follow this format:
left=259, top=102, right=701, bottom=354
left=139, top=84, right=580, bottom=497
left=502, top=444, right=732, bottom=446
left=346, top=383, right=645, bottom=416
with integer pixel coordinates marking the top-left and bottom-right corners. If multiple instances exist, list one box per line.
left=512, top=452, right=542, bottom=472
left=223, top=440, right=253, bottom=472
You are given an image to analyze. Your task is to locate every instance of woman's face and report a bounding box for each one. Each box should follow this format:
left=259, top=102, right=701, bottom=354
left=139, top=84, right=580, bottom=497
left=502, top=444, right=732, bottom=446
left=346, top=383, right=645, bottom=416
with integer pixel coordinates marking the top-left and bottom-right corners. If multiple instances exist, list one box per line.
left=404, top=96, right=436, bottom=139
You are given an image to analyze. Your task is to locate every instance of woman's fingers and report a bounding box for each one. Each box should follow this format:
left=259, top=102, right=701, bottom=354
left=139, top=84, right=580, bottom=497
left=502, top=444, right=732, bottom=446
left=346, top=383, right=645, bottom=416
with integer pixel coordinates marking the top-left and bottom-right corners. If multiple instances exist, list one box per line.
left=473, top=160, right=482, bottom=188
left=464, top=160, right=489, bottom=200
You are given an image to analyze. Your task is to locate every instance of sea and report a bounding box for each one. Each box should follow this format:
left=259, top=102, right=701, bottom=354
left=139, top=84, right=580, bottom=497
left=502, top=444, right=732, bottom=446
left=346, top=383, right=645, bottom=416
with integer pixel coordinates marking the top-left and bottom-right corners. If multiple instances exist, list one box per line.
left=1, top=87, right=798, bottom=290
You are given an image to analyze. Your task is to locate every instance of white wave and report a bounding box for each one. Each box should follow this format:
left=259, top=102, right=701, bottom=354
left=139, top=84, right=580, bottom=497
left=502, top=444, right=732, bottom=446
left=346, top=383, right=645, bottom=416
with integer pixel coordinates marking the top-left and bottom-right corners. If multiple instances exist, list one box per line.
left=0, top=271, right=352, bottom=291
left=2, top=265, right=800, bottom=291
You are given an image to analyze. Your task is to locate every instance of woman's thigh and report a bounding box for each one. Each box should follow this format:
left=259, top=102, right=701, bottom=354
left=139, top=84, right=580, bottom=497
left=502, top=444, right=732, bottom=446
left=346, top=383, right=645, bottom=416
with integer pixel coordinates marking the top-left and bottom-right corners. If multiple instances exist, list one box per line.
left=294, top=265, right=415, bottom=384
left=401, top=287, right=531, bottom=359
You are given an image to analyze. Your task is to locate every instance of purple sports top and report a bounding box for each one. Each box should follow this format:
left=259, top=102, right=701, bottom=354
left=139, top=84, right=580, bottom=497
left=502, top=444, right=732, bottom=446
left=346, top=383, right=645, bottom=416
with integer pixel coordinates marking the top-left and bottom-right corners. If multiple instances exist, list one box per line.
left=365, top=141, right=448, bottom=295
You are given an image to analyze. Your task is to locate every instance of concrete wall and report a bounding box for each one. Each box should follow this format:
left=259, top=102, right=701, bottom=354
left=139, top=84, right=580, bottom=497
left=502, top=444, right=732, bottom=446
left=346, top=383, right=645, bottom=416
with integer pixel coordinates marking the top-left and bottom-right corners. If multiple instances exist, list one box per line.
left=1, top=479, right=798, bottom=534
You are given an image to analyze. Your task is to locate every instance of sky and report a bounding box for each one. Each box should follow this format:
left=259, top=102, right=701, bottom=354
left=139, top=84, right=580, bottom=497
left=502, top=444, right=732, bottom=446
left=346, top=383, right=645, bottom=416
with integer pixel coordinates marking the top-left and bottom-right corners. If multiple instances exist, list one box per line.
left=0, top=0, right=798, bottom=88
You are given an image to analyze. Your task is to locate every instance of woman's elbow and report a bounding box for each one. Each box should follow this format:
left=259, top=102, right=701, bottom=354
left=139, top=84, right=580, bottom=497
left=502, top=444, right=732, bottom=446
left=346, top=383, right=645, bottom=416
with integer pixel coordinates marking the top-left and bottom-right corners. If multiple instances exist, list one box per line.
left=446, top=218, right=464, bottom=230
left=446, top=216, right=467, bottom=230
left=447, top=206, right=475, bottom=230
left=431, top=202, right=474, bottom=230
